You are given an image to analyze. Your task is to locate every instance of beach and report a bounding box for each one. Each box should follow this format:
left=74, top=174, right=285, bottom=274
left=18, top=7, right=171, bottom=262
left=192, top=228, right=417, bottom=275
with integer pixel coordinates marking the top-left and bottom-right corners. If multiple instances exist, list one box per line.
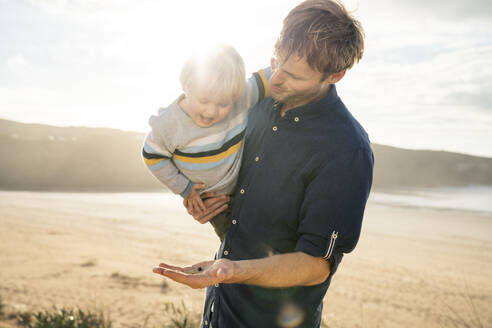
left=1, top=191, right=491, bottom=327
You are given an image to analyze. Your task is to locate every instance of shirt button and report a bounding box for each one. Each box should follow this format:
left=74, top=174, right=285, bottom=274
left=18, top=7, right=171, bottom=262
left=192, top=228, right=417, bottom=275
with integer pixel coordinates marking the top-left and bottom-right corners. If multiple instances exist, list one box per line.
left=294, top=117, right=300, bottom=122
left=232, top=219, right=237, bottom=225
left=223, top=250, right=229, bottom=256
left=255, top=156, right=259, bottom=162
left=215, top=283, right=219, bottom=287
left=272, top=126, right=278, bottom=131
left=240, top=189, right=245, bottom=194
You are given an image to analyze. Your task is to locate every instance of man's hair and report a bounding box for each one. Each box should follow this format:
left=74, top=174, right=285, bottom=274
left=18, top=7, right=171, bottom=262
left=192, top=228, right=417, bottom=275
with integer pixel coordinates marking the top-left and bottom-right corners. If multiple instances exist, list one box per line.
left=180, top=44, right=246, bottom=102
left=275, top=0, right=364, bottom=78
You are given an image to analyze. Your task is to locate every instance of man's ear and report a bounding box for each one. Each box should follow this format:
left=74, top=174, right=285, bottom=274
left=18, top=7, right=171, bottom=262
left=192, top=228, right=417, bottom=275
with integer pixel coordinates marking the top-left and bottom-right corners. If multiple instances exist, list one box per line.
left=270, top=57, right=277, bottom=71
left=325, top=70, right=346, bottom=84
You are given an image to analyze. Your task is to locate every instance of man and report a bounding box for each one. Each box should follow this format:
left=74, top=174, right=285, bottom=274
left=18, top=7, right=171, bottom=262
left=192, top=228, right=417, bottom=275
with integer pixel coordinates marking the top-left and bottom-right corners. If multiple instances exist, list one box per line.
left=153, top=1, right=373, bottom=327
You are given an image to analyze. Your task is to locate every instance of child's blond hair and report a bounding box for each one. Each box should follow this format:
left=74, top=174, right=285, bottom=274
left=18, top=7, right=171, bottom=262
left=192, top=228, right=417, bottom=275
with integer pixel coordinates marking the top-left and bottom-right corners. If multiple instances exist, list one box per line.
left=180, top=44, right=246, bottom=102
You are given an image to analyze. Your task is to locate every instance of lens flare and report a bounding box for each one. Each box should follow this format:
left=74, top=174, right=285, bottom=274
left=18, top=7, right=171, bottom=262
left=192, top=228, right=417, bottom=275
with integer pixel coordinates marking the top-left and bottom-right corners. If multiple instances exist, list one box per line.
left=276, top=302, right=305, bottom=328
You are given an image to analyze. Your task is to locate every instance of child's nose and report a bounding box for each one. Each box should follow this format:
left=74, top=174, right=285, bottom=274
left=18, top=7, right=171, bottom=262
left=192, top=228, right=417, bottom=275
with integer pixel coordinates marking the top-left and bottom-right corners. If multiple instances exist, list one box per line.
left=203, top=105, right=219, bottom=116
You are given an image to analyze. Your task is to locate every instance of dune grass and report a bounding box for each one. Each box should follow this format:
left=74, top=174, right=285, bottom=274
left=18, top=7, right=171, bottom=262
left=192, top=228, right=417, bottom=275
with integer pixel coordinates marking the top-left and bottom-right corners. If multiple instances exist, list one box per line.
left=161, top=301, right=201, bottom=328
left=13, top=308, right=111, bottom=328
left=0, top=296, right=202, bottom=328
left=0, top=295, right=5, bottom=318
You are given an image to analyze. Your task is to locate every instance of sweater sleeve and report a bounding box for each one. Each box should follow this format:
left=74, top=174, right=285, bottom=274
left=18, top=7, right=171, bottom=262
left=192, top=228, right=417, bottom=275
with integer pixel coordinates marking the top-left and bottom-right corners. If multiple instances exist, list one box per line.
left=142, top=110, right=193, bottom=198
left=244, top=67, right=272, bottom=109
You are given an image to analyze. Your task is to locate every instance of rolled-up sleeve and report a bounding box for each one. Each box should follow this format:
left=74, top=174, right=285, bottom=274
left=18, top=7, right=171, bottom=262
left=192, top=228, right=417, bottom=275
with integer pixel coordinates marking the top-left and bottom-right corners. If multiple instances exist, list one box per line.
left=295, top=147, right=374, bottom=273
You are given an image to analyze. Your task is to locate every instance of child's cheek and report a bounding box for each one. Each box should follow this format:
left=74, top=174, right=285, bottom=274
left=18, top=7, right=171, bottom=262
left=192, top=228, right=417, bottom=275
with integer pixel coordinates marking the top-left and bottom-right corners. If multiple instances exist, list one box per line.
left=223, top=107, right=233, bottom=118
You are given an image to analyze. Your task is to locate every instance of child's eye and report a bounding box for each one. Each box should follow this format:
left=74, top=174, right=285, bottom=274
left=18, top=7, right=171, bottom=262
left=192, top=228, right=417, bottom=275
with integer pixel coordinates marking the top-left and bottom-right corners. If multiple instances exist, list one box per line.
left=199, top=99, right=208, bottom=104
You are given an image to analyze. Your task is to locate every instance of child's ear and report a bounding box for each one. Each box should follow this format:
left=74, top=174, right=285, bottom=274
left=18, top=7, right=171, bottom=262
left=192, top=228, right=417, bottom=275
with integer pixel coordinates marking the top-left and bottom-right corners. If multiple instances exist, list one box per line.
left=182, top=85, right=190, bottom=99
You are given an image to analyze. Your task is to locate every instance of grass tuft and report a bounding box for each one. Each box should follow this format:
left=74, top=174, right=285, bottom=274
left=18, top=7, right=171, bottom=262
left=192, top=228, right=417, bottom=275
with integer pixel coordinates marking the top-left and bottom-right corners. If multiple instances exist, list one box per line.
left=0, top=295, right=4, bottom=317
left=15, top=308, right=111, bottom=328
left=80, top=260, right=97, bottom=268
left=160, top=281, right=169, bottom=294
left=162, top=302, right=200, bottom=328
left=15, top=311, right=33, bottom=326
left=110, top=272, right=140, bottom=288
left=109, top=271, right=167, bottom=292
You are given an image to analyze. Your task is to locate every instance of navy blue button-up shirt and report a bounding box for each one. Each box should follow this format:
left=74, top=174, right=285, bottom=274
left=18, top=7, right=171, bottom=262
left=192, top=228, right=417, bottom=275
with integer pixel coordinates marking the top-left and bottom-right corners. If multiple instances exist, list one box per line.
left=202, top=85, right=374, bottom=328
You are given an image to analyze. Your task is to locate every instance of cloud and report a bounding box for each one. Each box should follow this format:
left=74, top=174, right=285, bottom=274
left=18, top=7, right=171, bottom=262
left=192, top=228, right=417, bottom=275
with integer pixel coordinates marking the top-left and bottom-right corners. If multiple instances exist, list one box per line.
left=450, top=88, right=492, bottom=111
left=347, top=44, right=492, bottom=111
left=26, top=0, right=128, bottom=15
left=6, top=55, right=29, bottom=70
left=338, top=42, right=492, bottom=157
left=367, top=0, right=492, bottom=22
left=424, top=46, right=492, bottom=110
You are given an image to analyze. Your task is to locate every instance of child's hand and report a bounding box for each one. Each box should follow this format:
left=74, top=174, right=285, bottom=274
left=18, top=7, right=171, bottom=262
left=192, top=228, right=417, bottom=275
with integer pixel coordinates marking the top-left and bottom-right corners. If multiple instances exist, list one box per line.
left=184, top=183, right=206, bottom=217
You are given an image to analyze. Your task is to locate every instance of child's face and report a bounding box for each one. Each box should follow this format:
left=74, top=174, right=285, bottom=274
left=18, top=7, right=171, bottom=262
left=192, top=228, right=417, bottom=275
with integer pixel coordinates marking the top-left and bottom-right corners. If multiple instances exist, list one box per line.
left=182, top=88, right=234, bottom=128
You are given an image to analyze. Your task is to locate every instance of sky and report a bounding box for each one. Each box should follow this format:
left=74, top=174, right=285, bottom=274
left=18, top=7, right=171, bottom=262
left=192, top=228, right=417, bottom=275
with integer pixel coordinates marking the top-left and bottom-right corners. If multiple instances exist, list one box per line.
left=1, top=0, right=491, bottom=157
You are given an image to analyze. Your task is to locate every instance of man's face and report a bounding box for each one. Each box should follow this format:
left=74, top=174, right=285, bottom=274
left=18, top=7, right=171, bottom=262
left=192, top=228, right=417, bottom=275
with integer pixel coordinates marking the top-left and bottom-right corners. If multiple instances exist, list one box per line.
left=270, top=52, right=333, bottom=110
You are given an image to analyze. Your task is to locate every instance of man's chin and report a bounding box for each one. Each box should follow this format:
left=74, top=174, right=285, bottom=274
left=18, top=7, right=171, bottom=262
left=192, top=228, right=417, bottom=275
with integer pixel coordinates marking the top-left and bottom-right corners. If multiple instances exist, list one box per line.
left=271, top=91, right=284, bottom=103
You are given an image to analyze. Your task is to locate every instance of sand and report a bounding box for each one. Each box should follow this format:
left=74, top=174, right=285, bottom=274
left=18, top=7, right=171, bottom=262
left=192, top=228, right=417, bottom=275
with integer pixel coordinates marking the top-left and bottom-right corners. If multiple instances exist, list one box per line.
left=1, top=191, right=491, bottom=328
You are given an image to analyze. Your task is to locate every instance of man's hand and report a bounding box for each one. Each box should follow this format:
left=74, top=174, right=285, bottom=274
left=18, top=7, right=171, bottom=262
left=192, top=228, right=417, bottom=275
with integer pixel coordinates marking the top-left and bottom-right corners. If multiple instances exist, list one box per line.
left=153, top=259, right=235, bottom=289
left=183, top=191, right=230, bottom=224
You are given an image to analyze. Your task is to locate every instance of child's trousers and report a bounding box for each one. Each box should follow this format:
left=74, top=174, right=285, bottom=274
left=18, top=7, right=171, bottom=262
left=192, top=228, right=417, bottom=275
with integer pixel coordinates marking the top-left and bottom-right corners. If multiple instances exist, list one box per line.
left=209, top=196, right=234, bottom=242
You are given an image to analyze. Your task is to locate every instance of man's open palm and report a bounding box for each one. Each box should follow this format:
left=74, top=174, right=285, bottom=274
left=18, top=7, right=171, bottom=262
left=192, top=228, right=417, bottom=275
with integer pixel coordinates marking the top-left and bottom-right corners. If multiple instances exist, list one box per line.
left=153, top=259, right=235, bottom=289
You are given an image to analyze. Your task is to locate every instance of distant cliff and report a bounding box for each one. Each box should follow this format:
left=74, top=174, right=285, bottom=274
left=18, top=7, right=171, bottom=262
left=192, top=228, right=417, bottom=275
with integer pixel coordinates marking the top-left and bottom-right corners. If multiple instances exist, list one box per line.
left=372, top=144, right=492, bottom=188
left=1, top=119, right=491, bottom=191
left=0, top=119, right=160, bottom=191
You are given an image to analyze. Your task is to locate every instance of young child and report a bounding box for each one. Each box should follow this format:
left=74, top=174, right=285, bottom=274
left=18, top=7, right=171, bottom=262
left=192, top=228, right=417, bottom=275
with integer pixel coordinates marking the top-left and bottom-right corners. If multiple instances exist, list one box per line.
left=142, top=44, right=270, bottom=241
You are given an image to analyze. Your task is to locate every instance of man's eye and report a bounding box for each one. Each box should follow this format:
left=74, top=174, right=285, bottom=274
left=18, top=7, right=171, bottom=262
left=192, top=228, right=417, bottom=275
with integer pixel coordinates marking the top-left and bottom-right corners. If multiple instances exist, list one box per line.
left=219, top=103, right=230, bottom=108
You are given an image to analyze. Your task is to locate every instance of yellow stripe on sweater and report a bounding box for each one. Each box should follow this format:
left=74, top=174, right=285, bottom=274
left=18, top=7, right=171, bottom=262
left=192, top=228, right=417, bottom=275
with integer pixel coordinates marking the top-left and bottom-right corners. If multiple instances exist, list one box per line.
left=174, top=140, right=242, bottom=164
left=258, top=69, right=270, bottom=98
left=144, top=157, right=166, bottom=166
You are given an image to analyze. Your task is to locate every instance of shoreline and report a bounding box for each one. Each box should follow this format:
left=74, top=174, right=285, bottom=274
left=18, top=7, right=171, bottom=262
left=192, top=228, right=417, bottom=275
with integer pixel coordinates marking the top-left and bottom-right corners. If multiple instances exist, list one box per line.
left=369, top=201, right=492, bottom=218
left=2, top=188, right=491, bottom=217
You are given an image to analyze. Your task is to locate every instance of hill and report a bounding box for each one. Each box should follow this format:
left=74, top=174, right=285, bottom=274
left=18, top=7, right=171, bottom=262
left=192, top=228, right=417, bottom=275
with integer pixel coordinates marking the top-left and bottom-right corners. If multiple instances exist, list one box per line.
left=1, top=119, right=491, bottom=191
left=0, top=119, right=160, bottom=191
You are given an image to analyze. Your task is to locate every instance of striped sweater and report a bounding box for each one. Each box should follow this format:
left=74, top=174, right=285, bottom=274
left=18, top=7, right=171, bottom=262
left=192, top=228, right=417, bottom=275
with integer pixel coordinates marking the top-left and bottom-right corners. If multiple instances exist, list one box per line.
left=142, top=68, right=270, bottom=197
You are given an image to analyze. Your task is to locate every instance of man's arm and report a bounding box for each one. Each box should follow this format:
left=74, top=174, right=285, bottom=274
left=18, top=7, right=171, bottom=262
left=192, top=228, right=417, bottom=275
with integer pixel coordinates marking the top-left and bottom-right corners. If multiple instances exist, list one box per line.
left=153, top=251, right=330, bottom=289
